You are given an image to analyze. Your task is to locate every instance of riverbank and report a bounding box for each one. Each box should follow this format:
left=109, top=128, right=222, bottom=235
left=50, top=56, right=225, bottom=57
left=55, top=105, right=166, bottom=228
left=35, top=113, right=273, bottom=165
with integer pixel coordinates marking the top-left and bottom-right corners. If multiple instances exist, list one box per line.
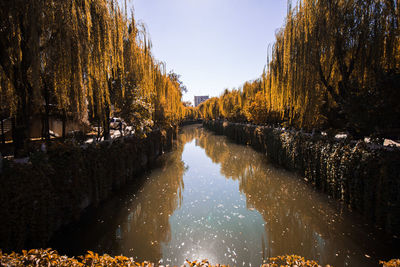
left=0, top=125, right=178, bottom=252
left=179, top=119, right=203, bottom=127
left=203, top=120, right=400, bottom=236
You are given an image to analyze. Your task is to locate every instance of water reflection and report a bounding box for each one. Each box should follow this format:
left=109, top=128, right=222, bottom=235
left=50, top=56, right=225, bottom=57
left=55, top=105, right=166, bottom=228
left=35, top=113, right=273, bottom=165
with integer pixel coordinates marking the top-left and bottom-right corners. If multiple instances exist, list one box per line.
left=107, top=129, right=194, bottom=263
left=52, top=125, right=399, bottom=266
left=195, top=128, right=399, bottom=266
left=50, top=128, right=193, bottom=263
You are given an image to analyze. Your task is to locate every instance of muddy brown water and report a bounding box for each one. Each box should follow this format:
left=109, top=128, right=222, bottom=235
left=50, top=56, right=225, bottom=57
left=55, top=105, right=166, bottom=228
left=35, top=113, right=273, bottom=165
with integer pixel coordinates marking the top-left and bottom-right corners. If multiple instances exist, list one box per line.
left=51, top=125, right=399, bottom=266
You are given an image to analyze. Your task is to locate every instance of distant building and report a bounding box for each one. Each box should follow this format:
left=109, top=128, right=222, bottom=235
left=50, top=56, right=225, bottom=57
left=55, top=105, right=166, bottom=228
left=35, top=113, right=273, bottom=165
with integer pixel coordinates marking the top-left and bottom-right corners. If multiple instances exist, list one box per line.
left=194, top=95, right=209, bottom=107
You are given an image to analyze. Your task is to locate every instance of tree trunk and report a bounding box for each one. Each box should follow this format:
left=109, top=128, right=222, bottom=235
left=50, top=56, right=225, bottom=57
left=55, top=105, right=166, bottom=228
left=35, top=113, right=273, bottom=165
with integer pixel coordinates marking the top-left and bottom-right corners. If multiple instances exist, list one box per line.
left=11, top=117, right=16, bottom=154
left=103, top=78, right=113, bottom=140
left=1, top=118, right=5, bottom=146
left=41, top=116, right=44, bottom=140
left=12, top=83, right=30, bottom=158
left=12, top=54, right=31, bottom=157
left=103, top=104, right=111, bottom=140
left=11, top=116, right=27, bottom=157
left=62, top=110, right=66, bottom=139
left=97, top=118, right=101, bottom=141
left=43, top=83, right=50, bottom=141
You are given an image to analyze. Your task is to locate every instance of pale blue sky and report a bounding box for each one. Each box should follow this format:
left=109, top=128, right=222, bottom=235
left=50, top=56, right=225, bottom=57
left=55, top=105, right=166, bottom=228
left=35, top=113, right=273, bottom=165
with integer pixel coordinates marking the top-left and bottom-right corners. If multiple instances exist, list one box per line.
left=125, top=0, right=288, bottom=104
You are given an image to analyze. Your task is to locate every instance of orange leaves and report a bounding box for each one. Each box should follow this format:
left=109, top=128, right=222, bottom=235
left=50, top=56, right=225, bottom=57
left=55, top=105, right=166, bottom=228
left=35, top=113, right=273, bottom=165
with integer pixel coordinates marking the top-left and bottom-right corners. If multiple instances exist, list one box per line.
left=186, top=259, right=231, bottom=267
left=0, top=248, right=139, bottom=266
left=1, top=248, right=83, bottom=267
left=380, top=259, right=400, bottom=267
left=1, top=249, right=399, bottom=267
left=264, top=255, right=321, bottom=267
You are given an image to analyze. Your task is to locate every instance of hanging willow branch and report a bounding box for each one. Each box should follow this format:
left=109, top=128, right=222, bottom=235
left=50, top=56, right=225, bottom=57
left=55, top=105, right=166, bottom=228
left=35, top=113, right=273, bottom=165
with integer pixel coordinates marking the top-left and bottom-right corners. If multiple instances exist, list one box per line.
left=198, top=0, right=400, bottom=138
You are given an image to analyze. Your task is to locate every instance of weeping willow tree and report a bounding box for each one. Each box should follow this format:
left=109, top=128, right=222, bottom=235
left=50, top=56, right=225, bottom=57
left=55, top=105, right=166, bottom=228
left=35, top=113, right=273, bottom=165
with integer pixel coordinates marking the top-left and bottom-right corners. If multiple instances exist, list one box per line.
left=0, top=0, right=43, bottom=155
left=183, top=106, right=200, bottom=120
left=0, top=0, right=186, bottom=155
left=113, top=12, right=186, bottom=133
left=0, top=0, right=113, bottom=152
left=199, top=0, right=400, bottom=139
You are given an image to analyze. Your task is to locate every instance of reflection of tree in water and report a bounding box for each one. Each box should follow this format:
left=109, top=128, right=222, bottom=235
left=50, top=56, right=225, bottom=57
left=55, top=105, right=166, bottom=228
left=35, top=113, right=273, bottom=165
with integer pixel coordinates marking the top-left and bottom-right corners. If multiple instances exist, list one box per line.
left=196, top=130, right=366, bottom=265
left=53, top=126, right=389, bottom=266
left=178, top=125, right=202, bottom=146
left=117, top=125, right=201, bottom=263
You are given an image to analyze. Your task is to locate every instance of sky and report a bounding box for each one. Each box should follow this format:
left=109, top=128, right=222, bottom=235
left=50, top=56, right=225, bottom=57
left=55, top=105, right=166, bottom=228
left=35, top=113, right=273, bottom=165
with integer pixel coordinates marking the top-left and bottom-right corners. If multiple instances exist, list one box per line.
left=124, top=0, right=288, bottom=104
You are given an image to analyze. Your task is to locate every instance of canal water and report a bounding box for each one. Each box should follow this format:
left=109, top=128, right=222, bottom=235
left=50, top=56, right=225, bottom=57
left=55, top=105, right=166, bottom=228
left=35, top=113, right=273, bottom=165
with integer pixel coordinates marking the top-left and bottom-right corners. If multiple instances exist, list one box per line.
left=51, top=125, right=399, bottom=266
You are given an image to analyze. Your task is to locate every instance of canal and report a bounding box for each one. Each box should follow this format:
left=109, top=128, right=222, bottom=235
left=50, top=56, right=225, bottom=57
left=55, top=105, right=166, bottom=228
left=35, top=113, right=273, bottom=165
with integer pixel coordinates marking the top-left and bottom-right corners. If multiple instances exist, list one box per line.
left=51, top=125, right=399, bottom=266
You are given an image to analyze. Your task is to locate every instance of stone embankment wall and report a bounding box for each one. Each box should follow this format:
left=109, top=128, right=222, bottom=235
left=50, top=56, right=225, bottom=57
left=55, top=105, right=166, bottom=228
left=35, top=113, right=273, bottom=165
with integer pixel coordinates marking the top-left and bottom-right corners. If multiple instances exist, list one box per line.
left=0, top=126, right=178, bottom=252
left=179, top=119, right=203, bottom=127
left=203, top=120, right=400, bottom=235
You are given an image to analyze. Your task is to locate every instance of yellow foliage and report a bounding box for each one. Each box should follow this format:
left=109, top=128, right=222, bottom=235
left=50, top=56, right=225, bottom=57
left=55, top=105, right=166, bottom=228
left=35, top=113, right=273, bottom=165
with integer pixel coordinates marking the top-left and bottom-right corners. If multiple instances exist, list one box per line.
left=195, top=0, right=399, bottom=133
left=380, top=259, right=400, bottom=267
left=0, top=0, right=186, bottom=142
left=4, top=249, right=398, bottom=267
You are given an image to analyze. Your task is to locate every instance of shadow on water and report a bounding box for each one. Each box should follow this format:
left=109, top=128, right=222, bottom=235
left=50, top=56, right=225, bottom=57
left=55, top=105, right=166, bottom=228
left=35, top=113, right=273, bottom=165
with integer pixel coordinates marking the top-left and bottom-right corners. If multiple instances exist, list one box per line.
left=50, top=125, right=399, bottom=266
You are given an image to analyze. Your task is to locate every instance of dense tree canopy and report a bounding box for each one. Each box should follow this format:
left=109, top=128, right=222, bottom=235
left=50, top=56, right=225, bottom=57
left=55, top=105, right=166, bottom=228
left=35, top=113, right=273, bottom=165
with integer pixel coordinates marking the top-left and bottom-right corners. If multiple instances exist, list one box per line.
left=0, top=0, right=190, bottom=155
left=199, top=0, right=400, bottom=139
